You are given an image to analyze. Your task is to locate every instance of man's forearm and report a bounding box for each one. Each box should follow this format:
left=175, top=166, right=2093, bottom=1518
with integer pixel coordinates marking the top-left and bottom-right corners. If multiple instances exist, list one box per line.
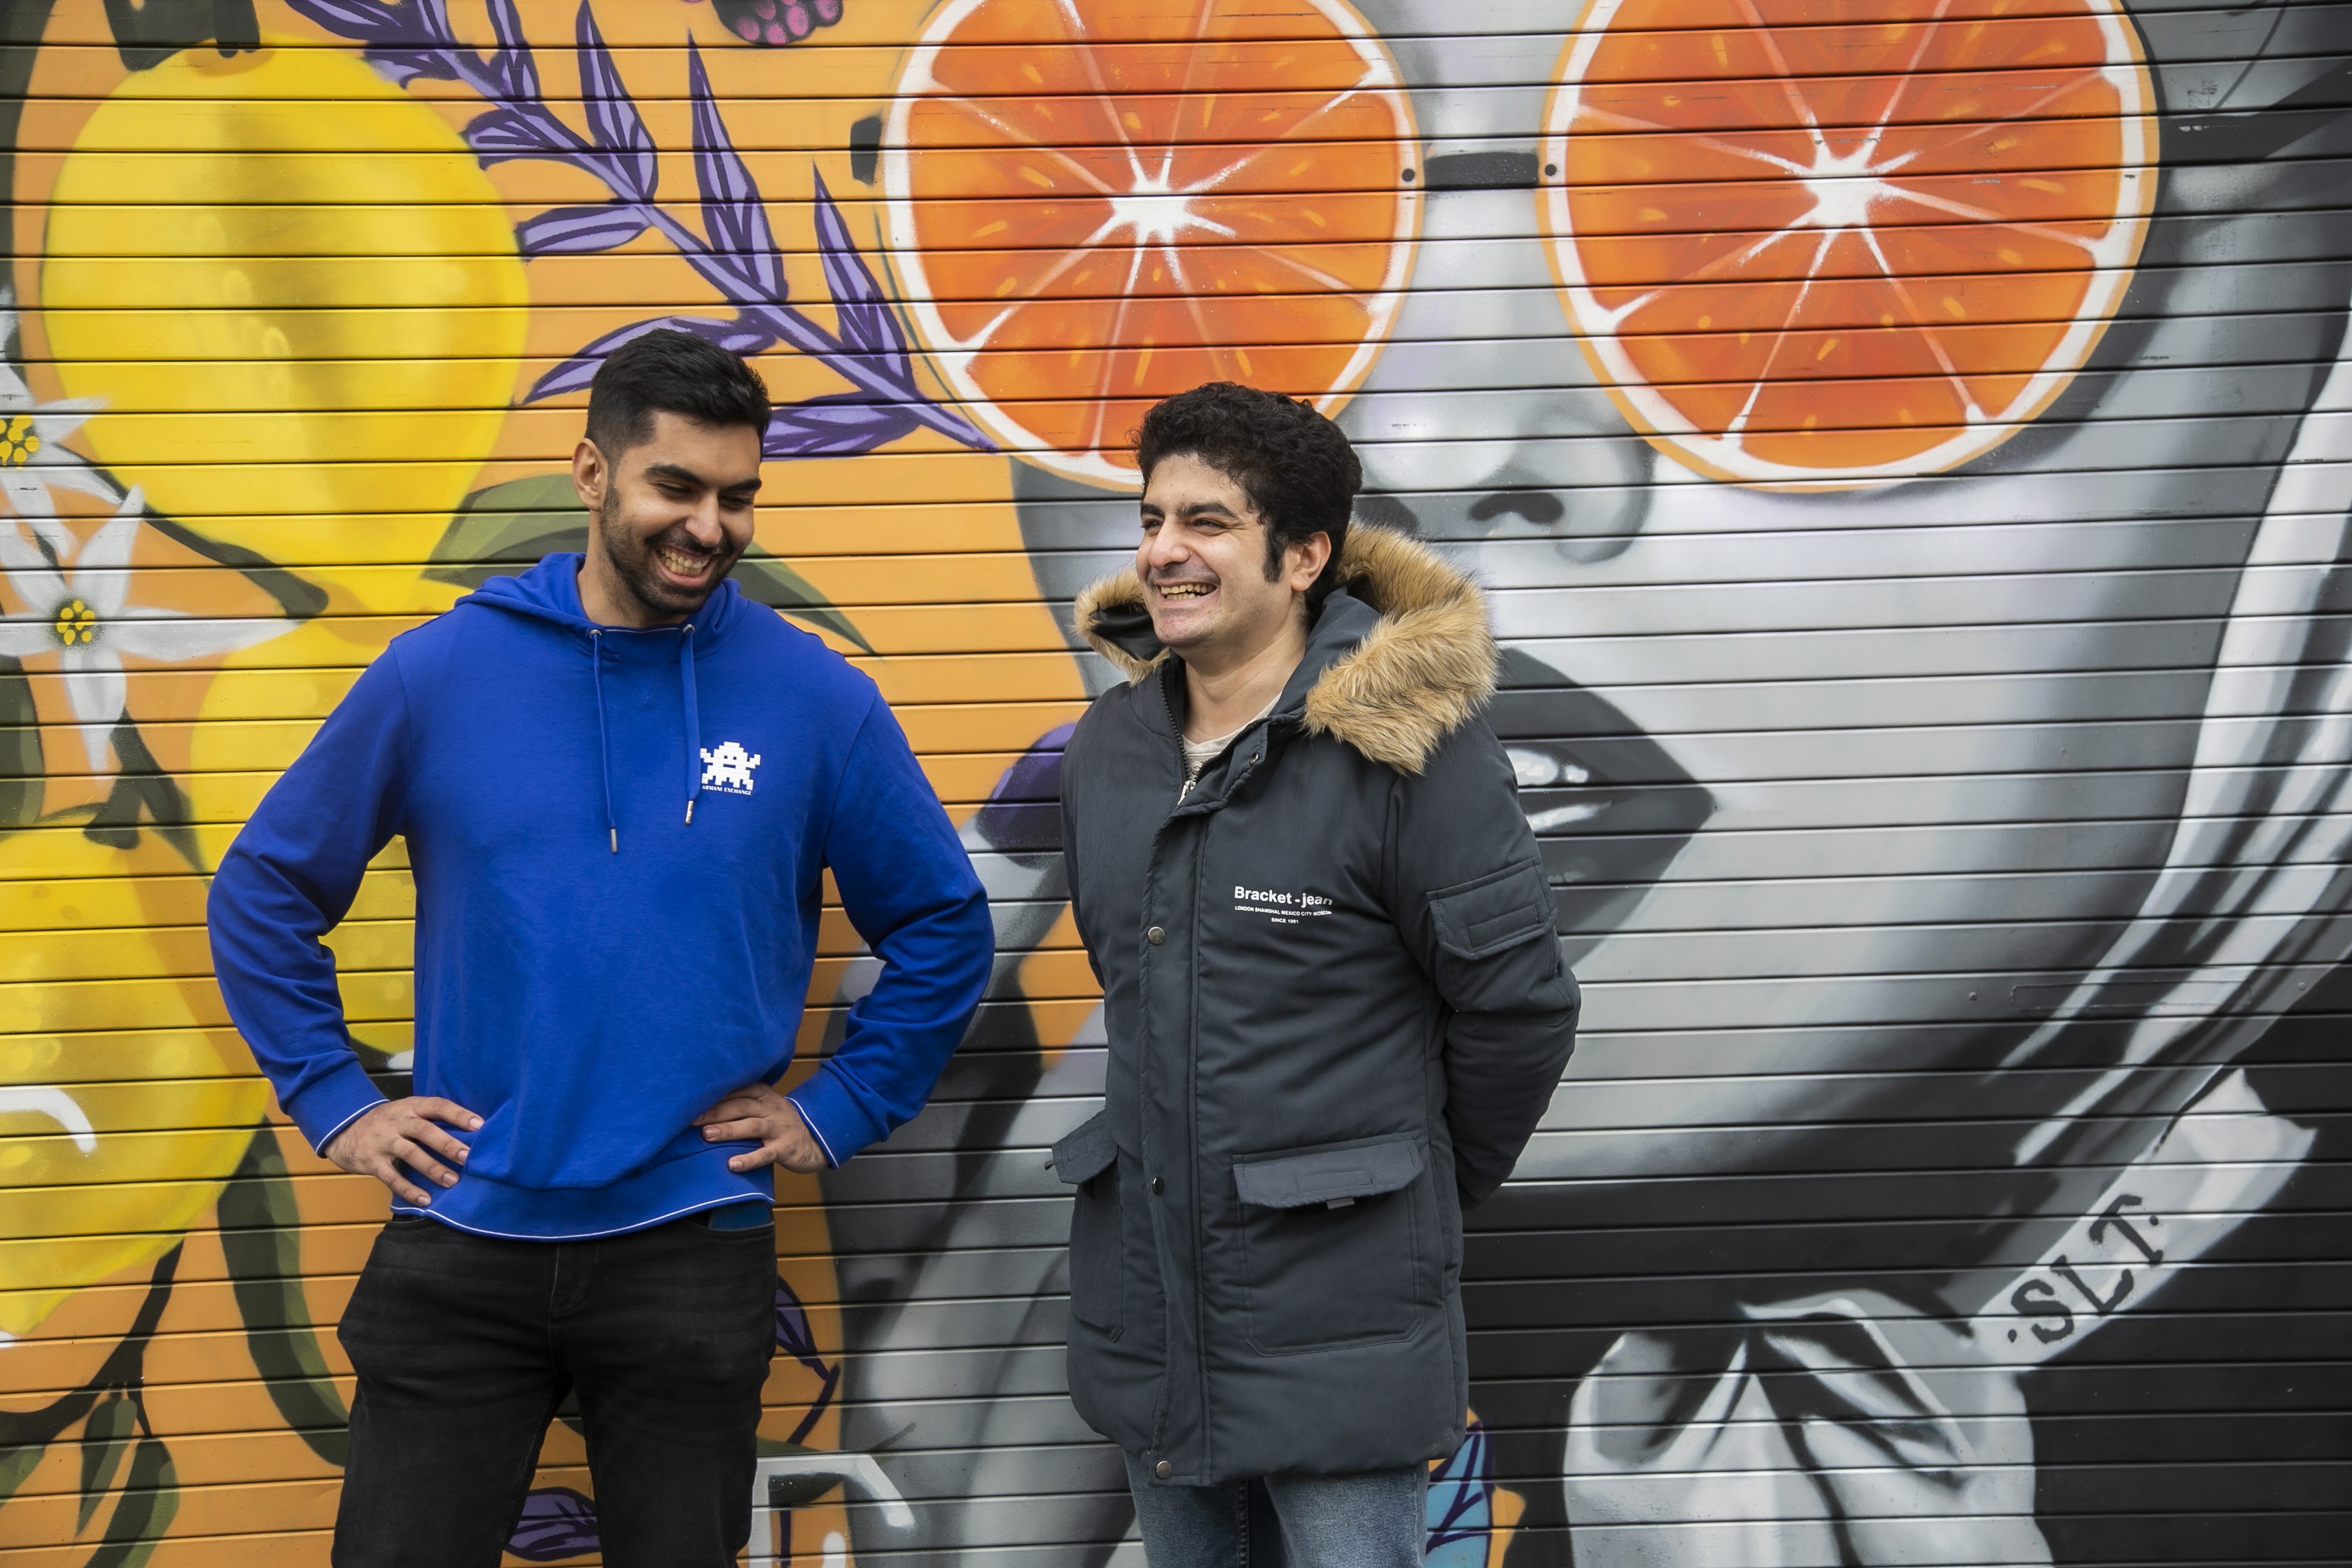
left=1445, top=998, right=1580, bottom=1206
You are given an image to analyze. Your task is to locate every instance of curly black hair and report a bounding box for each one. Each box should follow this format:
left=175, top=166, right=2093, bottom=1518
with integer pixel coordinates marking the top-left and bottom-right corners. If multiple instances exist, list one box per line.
left=1134, top=382, right=1360, bottom=606
left=585, top=328, right=771, bottom=457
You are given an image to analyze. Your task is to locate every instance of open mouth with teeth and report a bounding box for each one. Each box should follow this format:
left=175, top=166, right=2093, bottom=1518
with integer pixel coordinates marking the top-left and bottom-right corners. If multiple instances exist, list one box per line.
left=1154, top=580, right=1216, bottom=599
left=654, top=542, right=720, bottom=586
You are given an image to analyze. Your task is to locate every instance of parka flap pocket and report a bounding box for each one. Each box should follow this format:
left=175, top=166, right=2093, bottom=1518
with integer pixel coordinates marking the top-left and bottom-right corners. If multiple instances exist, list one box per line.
left=1233, top=1135, right=1425, bottom=1209
left=1429, top=860, right=1553, bottom=960
left=1051, top=1111, right=1118, bottom=1184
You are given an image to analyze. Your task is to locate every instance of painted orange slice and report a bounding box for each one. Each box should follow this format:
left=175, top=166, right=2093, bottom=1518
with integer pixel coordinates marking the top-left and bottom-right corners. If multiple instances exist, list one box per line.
left=883, top=0, right=1418, bottom=486
left=1542, top=0, right=2157, bottom=486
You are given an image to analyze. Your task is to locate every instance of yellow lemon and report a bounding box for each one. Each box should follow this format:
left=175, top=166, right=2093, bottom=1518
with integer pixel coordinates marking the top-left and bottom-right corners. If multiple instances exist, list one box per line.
left=0, top=816, right=267, bottom=1342
left=180, top=610, right=423, bottom=871
left=41, top=41, right=527, bottom=612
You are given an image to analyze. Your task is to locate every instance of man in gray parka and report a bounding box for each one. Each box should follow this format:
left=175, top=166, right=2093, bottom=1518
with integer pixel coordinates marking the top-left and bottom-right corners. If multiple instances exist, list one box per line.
left=1054, top=382, right=1581, bottom=1566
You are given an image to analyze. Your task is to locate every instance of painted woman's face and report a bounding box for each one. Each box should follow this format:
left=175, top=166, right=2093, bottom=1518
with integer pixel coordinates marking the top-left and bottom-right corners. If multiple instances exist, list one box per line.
left=879, top=1, right=2351, bottom=1560
left=1013, top=0, right=2348, bottom=1218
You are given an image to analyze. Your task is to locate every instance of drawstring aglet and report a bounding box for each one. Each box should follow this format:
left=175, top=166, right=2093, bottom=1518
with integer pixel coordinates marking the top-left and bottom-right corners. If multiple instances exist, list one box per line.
left=685, top=799, right=695, bottom=825
left=609, top=827, right=618, bottom=854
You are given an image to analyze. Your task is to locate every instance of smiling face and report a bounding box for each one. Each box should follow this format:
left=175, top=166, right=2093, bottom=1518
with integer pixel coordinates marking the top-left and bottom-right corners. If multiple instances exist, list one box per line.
left=1137, top=452, right=1324, bottom=670
left=571, top=408, right=762, bottom=626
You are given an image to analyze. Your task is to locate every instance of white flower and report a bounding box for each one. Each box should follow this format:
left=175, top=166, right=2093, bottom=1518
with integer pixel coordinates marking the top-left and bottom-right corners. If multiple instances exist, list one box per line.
left=0, top=487, right=288, bottom=770
left=0, top=286, right=118, bottom=556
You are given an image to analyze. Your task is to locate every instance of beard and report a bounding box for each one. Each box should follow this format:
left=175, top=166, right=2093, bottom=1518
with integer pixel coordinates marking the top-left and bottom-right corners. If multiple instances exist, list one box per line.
left=593, top=490, right=742, bottom=621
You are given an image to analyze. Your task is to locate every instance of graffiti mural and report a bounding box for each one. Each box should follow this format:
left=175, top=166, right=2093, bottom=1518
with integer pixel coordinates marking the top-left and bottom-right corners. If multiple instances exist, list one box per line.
left=1, top=0, right=2345, bottom=1562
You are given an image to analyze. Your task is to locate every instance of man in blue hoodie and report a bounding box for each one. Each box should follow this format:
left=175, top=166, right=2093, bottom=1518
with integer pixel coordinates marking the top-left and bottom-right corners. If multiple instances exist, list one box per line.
left=206, top=330, right=995, bottom=1568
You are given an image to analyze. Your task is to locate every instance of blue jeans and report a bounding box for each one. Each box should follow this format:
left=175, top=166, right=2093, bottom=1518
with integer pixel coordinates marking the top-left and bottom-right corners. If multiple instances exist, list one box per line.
left=332, top=1212, right=778, bottom=1568
left=1123, top=1451, right=1427, bottom=1568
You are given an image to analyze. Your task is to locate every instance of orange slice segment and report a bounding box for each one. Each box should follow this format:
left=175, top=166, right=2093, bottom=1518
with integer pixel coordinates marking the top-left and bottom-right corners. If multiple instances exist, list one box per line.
left=883, top=0, right=1418, bottom=486
left=1542, top=0, right=2156, bottom=487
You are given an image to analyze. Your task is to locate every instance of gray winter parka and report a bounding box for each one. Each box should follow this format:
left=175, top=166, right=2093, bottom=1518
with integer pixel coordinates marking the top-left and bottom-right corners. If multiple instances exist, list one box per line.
left=1054, top=526, right=1581, bottom=1486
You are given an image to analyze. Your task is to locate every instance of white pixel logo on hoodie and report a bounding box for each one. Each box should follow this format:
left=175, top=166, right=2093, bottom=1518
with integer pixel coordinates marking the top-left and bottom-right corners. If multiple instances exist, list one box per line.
left=700, top=741, right=762, bottom=794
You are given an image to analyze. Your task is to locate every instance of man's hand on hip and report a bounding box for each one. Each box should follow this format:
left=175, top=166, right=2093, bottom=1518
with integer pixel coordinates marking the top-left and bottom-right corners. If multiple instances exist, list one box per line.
left=324, top=1097, right=483, bottom=1207
left=693, top=1082, right=825, bottom=1173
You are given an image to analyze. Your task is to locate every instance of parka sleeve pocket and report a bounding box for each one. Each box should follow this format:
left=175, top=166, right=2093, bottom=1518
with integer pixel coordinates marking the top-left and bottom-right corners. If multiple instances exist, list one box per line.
left=1429, top=860, right=1553, bottom=960
left=1052, top=1110, right=1124, bottom=1336
left=1424, top=859, right=1562, bottom=1013
left=1231, top=1134, right=1433, bottom=1354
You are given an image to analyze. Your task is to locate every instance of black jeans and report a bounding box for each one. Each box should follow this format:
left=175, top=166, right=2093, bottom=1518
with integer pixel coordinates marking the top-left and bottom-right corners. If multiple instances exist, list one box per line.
left=332, top=1213, right=777, bottom=1568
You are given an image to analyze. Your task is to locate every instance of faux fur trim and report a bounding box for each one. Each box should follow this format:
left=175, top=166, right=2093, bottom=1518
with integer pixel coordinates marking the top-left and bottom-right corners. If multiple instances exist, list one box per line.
left=1073, top=525, right=1496, bottom=774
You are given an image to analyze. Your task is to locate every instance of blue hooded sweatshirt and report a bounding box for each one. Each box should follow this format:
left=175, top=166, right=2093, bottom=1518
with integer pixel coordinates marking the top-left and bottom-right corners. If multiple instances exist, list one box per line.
left=207, top=554, right=993, bottom=1239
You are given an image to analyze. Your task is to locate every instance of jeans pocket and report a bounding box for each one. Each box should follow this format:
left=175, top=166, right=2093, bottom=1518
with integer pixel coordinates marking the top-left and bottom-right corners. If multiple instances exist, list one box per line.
left=1235, top=1134, right=1429, bottom=1354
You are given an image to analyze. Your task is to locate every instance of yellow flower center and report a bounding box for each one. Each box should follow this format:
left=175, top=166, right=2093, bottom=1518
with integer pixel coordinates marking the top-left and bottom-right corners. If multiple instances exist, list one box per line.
left=1, top=412, right=38, bottom=467
left=52, top=598, right=97, bottom=646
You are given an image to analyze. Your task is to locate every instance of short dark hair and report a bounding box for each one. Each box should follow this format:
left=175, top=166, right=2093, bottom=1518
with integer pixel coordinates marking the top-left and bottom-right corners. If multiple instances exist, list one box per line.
left=1134, top=382, right=1359, bottom=607
left=584, top=328, right=771, bottom=456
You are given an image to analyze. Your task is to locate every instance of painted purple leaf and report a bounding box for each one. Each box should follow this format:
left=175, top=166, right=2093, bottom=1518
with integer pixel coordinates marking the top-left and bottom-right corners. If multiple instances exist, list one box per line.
left=410, top=0, right=461, bottom=41
left=974, top=723, right=1072, bottom=861
left=810, top=171, right=909, bottom=377
left=365, top=46, right=461, bottom=85
left=774, top=1278, right=828, bottom=1378
left=525, top=315, right=775, bottom=402
left=764, top=394, right=922, bottom=459
left=673, top=312, right=784, bottom=356
left=575, top=1, right=658, bottom=202
left=518, top=203, right=650, bottom=255
left=482, top=0, right=542, bottom=101
left=507, top=1486, right=599, bottom=1562
left=685, top=42, right=785, bottom=301
left=467, top=105, right=565, bottom=162
left=284, top=0, right=407, bottom=39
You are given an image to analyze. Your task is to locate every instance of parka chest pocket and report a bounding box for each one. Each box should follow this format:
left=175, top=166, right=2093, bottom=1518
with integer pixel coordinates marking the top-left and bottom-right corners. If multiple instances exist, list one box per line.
left=1232, top=1133, right=1429, bottom=1355
left=1051, top=1111, right=1124, bottom=1337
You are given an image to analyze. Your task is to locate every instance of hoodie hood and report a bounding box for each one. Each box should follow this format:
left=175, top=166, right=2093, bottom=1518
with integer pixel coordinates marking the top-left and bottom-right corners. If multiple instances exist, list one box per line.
left=1072, top=524, right=1497, bottom=774
left=459, top=550, right=747, bottom=638
left=460, top=552, right=746, bottom=848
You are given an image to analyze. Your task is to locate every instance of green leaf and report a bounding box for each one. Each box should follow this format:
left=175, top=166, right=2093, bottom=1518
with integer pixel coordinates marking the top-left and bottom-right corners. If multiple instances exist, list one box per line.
left=76, top=1393, right=134, bottom=1532
left=425, top=475, right=872, bottom=652
left=423, top=474, right=590, bottom=588
left=734, top=549, right=872, bottom=653
left=86, top=1434, right=174, bottom=1568
left=0, top=1441, right=41, bottom=1506
left=0, top=656, right=40, bottom=830
left=217, top=1127, right=350, bottom=1469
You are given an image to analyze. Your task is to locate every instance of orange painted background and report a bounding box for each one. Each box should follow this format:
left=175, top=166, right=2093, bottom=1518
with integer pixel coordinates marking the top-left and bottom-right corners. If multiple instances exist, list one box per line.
left=3, top=0, right=2348, bottom=1562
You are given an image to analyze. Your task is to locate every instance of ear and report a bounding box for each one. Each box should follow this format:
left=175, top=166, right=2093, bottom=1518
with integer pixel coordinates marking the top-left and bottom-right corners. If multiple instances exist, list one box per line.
left=571, top=438, right=609, bottom=512
left=1283, top=530, right=1332, bottom=593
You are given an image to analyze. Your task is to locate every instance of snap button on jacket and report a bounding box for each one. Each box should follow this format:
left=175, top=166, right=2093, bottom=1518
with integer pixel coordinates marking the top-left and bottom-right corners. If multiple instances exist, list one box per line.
left=1054, top=527, right=1581, bottom=1485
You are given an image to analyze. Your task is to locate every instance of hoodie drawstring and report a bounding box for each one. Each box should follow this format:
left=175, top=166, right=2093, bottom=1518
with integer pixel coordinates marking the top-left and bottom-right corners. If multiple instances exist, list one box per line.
left=587, top=621, right=704, bottom=850
left=590, top=629, right=618, bottom=854
left=681, top=622, right=702, bottom=826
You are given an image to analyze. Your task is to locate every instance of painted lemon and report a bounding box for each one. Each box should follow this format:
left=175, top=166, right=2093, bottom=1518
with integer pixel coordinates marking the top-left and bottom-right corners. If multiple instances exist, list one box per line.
left=41, top=41, right=527, bottom=612
left=0, top=817, right=267, bottom=1343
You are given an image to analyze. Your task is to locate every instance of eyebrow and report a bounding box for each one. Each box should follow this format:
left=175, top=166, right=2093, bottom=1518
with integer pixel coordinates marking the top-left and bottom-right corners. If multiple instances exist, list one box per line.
left=643, top=461, right=761, bottom=494
left=1142, top=499, right=1248, bottom=523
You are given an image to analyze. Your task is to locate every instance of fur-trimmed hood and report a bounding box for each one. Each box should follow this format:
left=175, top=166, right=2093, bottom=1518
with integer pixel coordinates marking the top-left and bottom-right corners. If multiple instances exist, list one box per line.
left=1071, top=524, right=1496, bottom=774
